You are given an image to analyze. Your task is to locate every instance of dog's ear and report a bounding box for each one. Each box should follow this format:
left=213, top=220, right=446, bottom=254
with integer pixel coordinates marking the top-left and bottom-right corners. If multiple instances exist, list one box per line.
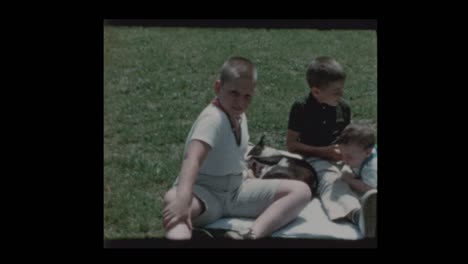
left=258, top=135, right=265, bottom=147
left=247, top=135, right=266, bottom=157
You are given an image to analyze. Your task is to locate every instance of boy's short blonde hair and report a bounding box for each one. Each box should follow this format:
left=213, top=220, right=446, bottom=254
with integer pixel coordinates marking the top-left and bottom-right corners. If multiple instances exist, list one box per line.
left=220, top=56, right=257, bottom=86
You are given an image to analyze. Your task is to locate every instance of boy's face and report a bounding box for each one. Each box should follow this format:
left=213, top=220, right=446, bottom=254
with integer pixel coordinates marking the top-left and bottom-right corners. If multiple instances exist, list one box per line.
left=215, top=78, right=255, bottom=120
left=339, top=143, right=373, bottom=169
left=312, top=80, right=344, bottom=107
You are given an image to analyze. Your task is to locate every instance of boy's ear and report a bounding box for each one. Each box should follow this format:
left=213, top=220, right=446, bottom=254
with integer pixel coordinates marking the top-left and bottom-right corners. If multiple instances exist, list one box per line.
left=214, top=80, right=221, bottom=95
left=259, top=135, right=265, bottom=147
left=311, top=86, right=320, bottom=97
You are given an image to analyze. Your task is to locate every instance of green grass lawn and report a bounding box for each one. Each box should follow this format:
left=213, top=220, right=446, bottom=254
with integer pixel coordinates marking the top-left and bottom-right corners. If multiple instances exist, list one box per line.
left=104, top=25, right=377, bottom=239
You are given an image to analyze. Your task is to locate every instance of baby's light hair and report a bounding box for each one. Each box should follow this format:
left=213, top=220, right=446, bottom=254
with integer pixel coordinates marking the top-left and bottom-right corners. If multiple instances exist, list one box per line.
left=337, top=123, right=375, bottom=150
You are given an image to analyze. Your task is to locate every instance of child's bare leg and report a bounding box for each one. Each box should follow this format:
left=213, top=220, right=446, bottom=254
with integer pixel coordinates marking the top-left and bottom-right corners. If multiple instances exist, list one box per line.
left=250, top=180, right=311, bottom=238
left=163, top=188, right=204, bottom=240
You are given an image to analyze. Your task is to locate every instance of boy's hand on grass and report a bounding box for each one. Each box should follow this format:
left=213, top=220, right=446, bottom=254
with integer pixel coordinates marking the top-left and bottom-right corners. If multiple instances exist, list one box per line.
left=162, top=199, right=193, bottom=231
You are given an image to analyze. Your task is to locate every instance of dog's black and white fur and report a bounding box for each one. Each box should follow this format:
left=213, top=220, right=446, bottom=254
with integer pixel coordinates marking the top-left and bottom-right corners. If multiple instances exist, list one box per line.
left=246, top=136, right=318, bottom=197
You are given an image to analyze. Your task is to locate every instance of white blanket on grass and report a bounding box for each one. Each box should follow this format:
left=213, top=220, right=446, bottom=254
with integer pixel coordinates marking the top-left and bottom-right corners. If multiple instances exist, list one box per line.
left=205, top=198, right=363, bottom=240
left=204, top=143, right=363, bottom=240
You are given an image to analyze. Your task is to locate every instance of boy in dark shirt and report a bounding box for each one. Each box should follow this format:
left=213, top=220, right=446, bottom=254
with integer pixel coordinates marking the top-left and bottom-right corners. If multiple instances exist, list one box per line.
left=286, top=56, right=376, bottom=237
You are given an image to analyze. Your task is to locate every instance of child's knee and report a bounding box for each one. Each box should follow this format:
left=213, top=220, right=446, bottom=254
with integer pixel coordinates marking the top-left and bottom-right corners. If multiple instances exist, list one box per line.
left=284, top=181, right=311, bottom=202
left=295, top=181, right=312, bottom=202
left=163, top=188, right=177, bottom=206
left=276, top=180, right=311, bottom=201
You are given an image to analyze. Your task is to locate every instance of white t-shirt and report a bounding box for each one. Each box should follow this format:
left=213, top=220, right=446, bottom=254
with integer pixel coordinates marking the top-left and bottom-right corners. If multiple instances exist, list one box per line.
left=353, top=148, right=377, bottom=189
left=183, top=103, right=249, bottom=177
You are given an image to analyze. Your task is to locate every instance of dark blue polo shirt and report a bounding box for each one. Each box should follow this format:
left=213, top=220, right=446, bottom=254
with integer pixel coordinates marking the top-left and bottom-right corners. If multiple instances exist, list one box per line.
left=288, top=93, right=351, bottom=147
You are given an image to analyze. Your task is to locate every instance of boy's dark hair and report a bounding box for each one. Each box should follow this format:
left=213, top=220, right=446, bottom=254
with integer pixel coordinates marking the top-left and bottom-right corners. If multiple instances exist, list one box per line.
left=220, top=56, right=257, bottom=86
left=306, top=56, right=346, bottom=89
left=337, top=123, right=375, bottom=149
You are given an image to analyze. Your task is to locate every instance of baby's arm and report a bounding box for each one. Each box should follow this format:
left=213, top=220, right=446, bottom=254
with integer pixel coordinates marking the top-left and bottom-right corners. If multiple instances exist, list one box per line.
left=341, top=171, right=374, bottom=193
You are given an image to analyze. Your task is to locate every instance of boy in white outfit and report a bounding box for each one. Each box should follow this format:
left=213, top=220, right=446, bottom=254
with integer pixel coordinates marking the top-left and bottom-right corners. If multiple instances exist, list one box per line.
left=163, top=56, right=311, bottom=240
